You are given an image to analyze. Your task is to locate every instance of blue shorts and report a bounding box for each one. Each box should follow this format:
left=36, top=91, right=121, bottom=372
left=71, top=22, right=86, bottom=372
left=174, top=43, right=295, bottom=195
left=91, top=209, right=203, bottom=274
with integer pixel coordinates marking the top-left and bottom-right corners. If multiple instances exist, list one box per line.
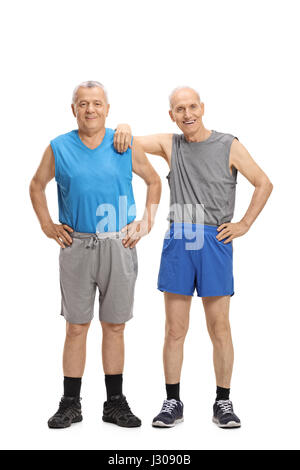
left=158, top=223, right=234, bottom=297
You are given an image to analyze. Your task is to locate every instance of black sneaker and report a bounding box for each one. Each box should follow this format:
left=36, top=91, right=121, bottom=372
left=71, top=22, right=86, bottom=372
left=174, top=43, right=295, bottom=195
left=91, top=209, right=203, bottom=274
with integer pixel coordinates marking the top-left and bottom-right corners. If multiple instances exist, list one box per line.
left=102, top=394, right=141, bottom=428
left=213, top=400, right=241, bottom=428
left=152, top=399, right=184, bottom=428
left=48, top=396, right=83, bottom=429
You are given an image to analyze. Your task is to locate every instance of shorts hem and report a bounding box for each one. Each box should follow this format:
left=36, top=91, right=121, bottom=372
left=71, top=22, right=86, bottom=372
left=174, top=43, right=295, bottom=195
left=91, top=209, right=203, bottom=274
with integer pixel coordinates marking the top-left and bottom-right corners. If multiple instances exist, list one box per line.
left=61, top=312, right=94, bottom=324
left=157, top=286, right=194, bottom=296
left=196, top=291, right=235, bottom=298
left=100, top=315, right=133, bottom=324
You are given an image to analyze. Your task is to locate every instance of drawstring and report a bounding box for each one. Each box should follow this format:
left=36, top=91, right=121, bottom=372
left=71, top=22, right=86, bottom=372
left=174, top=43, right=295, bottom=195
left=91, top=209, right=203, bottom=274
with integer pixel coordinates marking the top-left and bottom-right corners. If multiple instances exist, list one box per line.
left=86, top=235, right=99, bottom=249
left=71, top=232, right=122, bottom=249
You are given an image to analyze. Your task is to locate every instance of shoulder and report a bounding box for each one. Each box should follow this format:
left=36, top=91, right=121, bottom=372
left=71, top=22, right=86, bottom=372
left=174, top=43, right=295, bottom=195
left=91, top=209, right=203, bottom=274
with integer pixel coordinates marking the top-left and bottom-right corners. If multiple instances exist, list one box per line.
left=50, top=130, right=77, bottom=147
left=211, top=131, right=238, bottom=145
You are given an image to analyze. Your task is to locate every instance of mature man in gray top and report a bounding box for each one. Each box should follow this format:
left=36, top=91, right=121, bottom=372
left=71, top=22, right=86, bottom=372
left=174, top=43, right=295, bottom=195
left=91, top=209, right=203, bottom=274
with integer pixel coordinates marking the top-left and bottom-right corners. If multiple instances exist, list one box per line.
left=114, top=87, right=273, bottom=428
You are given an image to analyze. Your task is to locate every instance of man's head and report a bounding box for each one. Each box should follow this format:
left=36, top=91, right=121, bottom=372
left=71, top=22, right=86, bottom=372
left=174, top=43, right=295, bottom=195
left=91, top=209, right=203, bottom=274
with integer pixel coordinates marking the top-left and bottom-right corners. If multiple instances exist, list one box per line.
left=169, top=87, right=205, bottom=137
left=71, top=81, right=110, bottom=133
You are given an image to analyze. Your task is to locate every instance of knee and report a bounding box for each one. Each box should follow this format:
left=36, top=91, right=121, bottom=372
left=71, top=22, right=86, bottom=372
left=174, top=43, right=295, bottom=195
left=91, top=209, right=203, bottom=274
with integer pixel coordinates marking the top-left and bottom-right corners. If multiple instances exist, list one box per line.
left=66, top=322, right=90, bottom=339
left=208, top=321, right=231, bottom=346
left=102, top=322, right=125, bottom=337
left=165, top=323, right=188, bottom=343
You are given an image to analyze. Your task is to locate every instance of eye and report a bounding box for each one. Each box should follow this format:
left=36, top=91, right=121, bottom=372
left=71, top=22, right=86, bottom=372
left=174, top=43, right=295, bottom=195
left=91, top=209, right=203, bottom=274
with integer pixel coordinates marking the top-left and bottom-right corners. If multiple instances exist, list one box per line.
left=177, top=107, right=183, bottom=112
left=191, top=104, right=197, bottom=108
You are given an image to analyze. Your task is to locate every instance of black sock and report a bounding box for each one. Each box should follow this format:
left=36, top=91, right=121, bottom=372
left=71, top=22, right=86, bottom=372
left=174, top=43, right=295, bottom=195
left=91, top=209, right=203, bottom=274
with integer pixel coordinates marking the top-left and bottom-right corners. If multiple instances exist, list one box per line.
left=216, top=386, right=230, bottom=401
left=166, top=383, right=180, bottom=401
left=63, top=376, right=82, bottom=398
left=105, top=374, right=123, bottom=400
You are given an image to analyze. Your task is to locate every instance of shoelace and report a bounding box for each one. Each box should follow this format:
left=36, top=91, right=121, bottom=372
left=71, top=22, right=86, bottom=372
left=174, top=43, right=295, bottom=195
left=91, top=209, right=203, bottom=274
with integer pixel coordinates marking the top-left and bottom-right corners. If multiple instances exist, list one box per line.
left=217, top=400, right=233, bottom=414
left=161, top=399, right=178, bottom=414
left=55, top=398, right=79, bottom=418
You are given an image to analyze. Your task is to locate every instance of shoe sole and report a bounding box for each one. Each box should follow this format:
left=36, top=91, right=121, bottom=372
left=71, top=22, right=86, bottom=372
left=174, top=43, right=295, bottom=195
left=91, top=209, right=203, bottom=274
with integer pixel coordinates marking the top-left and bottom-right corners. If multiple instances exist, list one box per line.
left=48, top=415, right=83, bottom=429
left=212, top=417, right=241, bottom=428
left=102, top=416, right=142, bottom=428
left=152, top=418, right=184, bottom=428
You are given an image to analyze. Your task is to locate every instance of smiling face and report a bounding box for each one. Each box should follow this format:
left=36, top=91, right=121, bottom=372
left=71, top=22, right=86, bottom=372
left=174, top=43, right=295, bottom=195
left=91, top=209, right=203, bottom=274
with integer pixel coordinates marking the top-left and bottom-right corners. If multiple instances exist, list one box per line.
left=71, top=86, right=110, bottom=134
left=169, top=88, right=204, bottom=138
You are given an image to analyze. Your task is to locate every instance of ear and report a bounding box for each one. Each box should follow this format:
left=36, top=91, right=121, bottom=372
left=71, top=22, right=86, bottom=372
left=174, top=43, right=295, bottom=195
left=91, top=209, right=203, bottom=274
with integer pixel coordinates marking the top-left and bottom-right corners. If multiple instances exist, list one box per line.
left=200, top=102, right=205, bottom=116
left=106, top=104, right=110, bottom=116
left=71, top=104, right=76, bottom=118
left=169, top=109, right=175, bottom=122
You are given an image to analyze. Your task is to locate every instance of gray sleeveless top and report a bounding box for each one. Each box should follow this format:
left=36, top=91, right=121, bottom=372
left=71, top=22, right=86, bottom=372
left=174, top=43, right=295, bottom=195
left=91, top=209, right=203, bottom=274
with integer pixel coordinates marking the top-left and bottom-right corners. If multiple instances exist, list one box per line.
left=167, top=130, right=238, bottom=226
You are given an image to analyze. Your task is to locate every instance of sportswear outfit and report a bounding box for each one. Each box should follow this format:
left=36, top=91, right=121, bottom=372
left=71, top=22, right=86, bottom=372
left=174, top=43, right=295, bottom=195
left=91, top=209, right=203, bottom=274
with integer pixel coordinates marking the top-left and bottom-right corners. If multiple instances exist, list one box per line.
left=154, top=130, right=241, bottom=429
left=158, top=130, right=238, bottom=297
left=48, top=128, right=141, bottom=429
left=50, top=128, right=137, bottom=325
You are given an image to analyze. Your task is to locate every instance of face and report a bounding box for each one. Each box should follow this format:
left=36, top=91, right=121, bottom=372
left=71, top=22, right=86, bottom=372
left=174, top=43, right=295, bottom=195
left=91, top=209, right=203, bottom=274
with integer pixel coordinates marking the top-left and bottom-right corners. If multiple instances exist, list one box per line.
left=72, top=87, right=110, bottom=133
left=169, top=88, right=204, bottom=136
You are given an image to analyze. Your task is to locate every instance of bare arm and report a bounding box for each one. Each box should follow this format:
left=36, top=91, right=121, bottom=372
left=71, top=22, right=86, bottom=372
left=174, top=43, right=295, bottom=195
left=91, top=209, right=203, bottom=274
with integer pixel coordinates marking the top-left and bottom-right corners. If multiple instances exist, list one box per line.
left=122, top=139, right=162, bottom=248
left=29, top=145, right=73, bottom=247
left=217, top=139, right=273, bottom=243
left=113, top=124, right=173, bottom=164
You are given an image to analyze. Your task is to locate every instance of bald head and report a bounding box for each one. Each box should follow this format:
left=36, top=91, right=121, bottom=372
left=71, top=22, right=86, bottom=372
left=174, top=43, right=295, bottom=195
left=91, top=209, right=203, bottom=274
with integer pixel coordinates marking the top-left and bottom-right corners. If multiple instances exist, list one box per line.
left=169, top=87, right=201, bottom=109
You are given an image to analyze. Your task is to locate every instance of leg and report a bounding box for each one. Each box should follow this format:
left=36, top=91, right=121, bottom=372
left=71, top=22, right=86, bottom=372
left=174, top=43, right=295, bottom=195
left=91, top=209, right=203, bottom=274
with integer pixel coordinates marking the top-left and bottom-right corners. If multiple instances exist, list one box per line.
left=163, top=292, right=192, bottom=384
left=101, top=321, right=141, bottom=427
left=202, top=296, right=233, bottom=388
left=152, top=292, right=190, bottom=428
left=101, top=321, right=125, bottom=374
left=63, top=321, right=91, bottom=377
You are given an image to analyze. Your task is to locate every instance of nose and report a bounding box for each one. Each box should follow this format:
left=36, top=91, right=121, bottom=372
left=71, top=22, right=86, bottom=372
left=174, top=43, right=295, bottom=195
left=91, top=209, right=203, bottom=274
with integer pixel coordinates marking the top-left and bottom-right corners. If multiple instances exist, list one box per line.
left=87, top=103, right=95, bottom=113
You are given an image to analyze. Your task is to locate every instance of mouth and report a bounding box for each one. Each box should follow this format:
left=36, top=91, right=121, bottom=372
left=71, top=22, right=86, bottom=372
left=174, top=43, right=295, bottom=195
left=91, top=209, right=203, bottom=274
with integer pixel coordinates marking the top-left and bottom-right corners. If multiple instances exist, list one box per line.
left=183, top=120, right=196, bottom=126
left=85, top=116, right=97, bottom=120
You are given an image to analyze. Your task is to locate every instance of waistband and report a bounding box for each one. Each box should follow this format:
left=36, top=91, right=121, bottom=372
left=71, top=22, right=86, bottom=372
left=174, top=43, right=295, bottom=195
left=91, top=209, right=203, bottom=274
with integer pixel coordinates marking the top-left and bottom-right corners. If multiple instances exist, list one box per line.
left=71, top=231, right=125, bottom=249
left=170, top=222, right=218, bottom=232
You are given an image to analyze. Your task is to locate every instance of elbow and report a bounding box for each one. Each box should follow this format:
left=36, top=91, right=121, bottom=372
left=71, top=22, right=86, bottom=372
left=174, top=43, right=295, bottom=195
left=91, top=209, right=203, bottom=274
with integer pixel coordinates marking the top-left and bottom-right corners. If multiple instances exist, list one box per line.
left=267, top=180, right=273, bottom=195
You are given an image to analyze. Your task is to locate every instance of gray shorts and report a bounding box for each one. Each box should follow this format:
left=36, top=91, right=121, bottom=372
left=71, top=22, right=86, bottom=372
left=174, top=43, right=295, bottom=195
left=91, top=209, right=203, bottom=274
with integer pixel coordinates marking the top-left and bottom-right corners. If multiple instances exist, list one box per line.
left=59, top=231, right=138, bottom=324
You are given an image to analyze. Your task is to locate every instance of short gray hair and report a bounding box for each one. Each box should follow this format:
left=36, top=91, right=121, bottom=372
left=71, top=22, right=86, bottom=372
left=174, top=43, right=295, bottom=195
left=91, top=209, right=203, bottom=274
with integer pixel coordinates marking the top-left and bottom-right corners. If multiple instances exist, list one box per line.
left=72, top=81, right=109, bottom=105
left=169, top=86, right=201, bottom=108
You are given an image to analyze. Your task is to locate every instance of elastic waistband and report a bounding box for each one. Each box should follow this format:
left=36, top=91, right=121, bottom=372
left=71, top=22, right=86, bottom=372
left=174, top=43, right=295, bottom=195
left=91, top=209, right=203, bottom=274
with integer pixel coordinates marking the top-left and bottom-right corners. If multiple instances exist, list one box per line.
left=71, top=231, right=125, bottom=249
left=171, top=223, right=218, bottom=232
left=71, top=231, right=125, bottom=240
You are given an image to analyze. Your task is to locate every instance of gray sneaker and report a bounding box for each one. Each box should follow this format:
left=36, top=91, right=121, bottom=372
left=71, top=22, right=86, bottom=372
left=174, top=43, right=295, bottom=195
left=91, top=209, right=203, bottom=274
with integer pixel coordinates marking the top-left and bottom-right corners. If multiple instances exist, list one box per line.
left=152, top=399, right=184, bottom=428
left=213, top=400, right=241, bottom=428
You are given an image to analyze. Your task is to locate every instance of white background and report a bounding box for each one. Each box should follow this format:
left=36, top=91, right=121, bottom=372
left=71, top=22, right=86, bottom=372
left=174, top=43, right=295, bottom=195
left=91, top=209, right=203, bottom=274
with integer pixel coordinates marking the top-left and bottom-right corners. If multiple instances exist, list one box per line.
left=1, top=0, right=299, bottom=451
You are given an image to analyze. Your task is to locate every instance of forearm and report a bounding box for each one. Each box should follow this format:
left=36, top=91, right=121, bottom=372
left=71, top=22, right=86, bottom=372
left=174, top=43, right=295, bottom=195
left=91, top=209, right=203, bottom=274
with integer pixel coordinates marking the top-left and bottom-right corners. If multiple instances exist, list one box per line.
left=29, top=180, right=54, bottom=230
left=240, top=180, right=273, bottom=229
left=141, top=179, right=162, bottom=231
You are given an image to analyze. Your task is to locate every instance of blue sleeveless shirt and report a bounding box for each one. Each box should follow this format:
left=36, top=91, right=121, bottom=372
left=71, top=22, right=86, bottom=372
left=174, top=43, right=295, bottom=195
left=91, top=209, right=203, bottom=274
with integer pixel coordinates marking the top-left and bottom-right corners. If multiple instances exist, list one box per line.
left=50, top=128, right=136, bottom=233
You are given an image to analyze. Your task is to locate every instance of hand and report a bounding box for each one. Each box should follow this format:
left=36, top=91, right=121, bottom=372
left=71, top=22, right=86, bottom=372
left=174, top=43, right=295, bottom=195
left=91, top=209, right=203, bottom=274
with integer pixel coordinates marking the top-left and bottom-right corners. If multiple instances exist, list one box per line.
left=121, top=220, right=150, bottom=248
left=114, top=124, right=132, bottom=153
left=42, top=223, right=74, bottom=248
left=216, top=221, right=249, bottom=244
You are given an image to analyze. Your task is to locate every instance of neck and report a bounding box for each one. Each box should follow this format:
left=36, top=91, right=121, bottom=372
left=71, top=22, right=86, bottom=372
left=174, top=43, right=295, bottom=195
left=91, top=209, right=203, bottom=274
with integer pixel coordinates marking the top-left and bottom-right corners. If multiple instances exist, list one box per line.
left=184, top=125, right=212, bottom=143
left=78, top=127, right=106, bottom=149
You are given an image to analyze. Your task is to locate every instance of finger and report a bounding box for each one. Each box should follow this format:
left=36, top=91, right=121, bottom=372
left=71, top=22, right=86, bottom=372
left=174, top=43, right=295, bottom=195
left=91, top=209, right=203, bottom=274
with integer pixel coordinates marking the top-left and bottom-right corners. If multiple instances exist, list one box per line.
left=217, top=229, right=231, bottom=241
left=58, top=232, right=71, bottom=246
left=55, top=236, right=66, bottom=248
left=113, top=132, right=119, bottom=151
left=123, top=136, right=129, bottom=152
left=217, top=224, right=227, bottom=232
left=63, top=225, right=74, bottom=233
left=223, top=236, right=234, bottom=244
left=123, top=236, right=133, bottom=248
left=60, top=229, right=73, bottom=244
left=119, top=132, right=127, bottom=153
left=61, top=229, right=73, bottom=244
left=216, top=228, right=229, bottom=240
left=129, top=237, right=140, bottom=248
